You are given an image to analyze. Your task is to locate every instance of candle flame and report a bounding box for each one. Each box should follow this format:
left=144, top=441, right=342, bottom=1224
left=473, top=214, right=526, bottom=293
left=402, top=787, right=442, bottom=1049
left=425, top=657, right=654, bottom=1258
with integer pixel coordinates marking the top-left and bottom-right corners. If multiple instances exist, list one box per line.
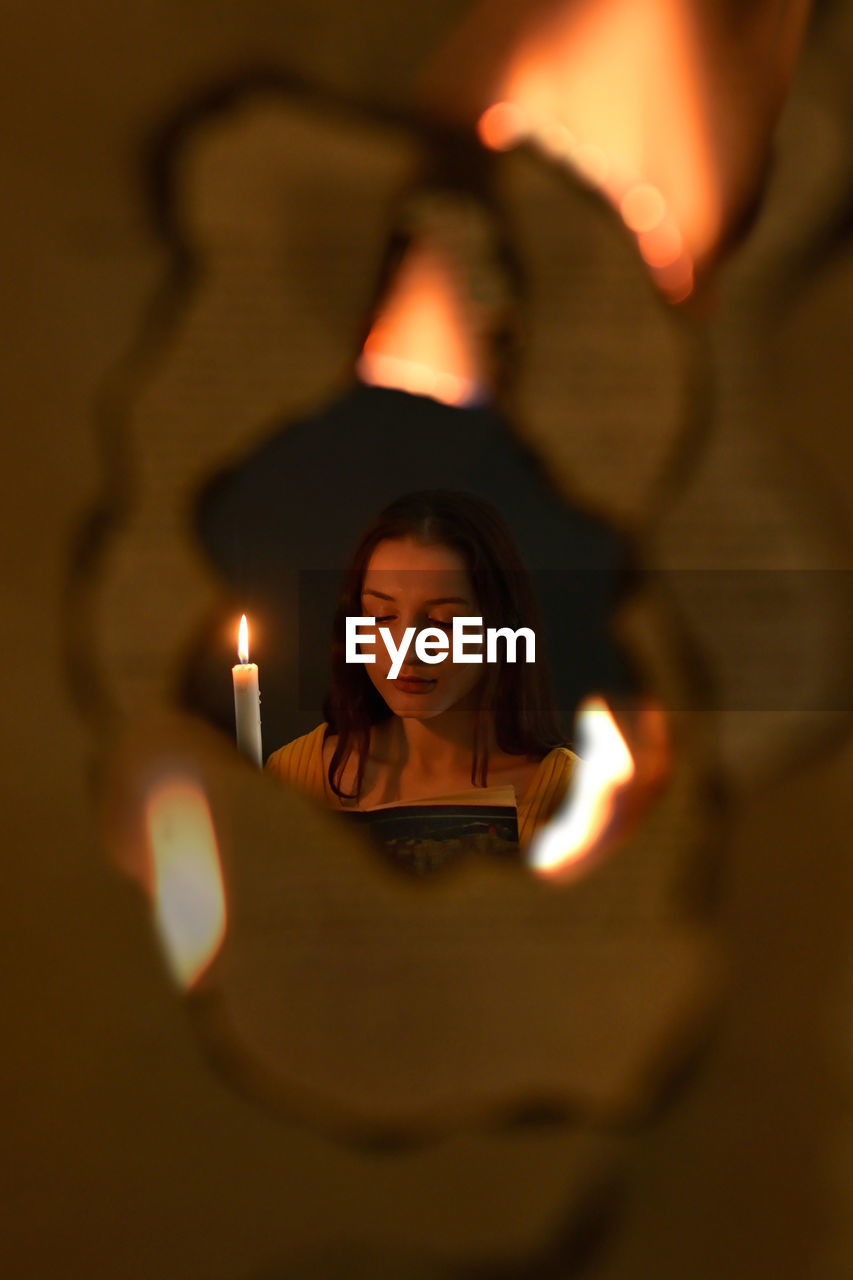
left=527, top=696, right=635, bottom=877
left=238, top=614, right=249, bottom=664
left=145, top=777, right=227, bottom=989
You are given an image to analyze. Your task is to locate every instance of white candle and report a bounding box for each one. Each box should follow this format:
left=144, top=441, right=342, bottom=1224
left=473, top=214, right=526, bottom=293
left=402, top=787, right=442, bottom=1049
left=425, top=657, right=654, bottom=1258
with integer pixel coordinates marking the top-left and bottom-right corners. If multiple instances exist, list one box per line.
left=232, top=614, right=263, bottom=767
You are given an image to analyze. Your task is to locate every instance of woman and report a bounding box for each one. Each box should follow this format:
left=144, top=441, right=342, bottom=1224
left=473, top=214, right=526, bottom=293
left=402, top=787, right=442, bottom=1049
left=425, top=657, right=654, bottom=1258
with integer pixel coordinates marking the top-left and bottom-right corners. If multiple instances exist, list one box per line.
left=266, top=490, right=575, bottom=853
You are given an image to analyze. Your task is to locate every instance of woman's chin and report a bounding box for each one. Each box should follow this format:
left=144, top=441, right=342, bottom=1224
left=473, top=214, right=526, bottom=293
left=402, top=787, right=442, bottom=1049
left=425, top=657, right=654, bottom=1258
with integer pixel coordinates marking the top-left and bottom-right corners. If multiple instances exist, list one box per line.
left=387, top=693, right=441, bottom=719
left=379, top=681, right=445, bottom=719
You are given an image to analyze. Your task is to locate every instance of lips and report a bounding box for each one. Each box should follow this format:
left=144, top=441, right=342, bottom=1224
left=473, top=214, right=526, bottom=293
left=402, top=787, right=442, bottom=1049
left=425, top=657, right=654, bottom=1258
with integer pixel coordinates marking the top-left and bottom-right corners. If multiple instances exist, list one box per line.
left=393, top=675, right=437, bottom=694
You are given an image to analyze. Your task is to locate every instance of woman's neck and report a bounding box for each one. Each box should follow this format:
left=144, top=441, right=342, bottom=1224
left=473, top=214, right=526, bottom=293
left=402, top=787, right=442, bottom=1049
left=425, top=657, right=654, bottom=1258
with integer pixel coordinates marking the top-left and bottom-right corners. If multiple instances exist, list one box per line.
left=377, top=710, right=488, bottom=782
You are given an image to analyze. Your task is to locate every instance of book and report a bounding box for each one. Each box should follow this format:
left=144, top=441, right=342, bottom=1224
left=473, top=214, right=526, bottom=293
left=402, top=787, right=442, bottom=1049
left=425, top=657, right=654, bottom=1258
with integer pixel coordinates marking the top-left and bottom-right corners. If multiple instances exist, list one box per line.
left=344, top=786, right=520, bottom=876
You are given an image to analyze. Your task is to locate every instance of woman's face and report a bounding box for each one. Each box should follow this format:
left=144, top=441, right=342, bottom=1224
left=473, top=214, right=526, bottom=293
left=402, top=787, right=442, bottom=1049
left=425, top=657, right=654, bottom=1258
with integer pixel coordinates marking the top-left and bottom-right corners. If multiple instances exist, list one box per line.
left=360, top=537, right=484, bottom=721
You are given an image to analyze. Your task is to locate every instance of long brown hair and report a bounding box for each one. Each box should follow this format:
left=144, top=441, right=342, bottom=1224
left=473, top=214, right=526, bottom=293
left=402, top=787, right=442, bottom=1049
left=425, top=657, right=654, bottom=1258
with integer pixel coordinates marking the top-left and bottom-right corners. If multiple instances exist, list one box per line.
left=323, top=490, right=564, bottom=799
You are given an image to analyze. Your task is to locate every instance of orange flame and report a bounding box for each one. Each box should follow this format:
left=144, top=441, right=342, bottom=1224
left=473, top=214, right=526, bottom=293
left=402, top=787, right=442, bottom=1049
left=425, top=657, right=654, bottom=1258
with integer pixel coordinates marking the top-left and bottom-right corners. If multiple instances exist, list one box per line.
left=357, top=239, right=487, bottom=406
left=145, top=777, right=227, bottom=989
left=474, top=0, right=731, bottom=299
left=238, top=614, right=249, bottom=664
left=527, top=695, right=635, bottom=877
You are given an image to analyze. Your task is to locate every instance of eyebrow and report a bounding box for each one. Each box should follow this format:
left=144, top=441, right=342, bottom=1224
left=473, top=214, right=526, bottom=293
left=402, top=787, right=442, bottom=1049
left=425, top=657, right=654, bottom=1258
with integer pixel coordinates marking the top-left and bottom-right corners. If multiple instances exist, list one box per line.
left=361, top=590, right=472, bottom=606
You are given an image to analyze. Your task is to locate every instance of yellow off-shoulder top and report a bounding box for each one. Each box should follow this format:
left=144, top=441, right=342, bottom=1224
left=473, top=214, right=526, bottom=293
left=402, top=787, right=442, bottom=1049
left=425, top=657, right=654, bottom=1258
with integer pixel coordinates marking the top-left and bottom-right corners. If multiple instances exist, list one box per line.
left=265, top=723, right=575, bottom=848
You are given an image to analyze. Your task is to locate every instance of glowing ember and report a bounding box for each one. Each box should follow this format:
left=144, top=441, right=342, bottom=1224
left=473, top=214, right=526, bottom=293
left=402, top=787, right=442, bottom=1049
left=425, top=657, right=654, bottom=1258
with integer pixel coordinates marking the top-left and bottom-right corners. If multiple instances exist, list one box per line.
left=527, top=696, right=635, bottom=877
left=357, top=239, right=487, bottom=407
left=637, top=219, right=684, bottom=269
left=620, top=183, right=667, bottom=234
left=650, top=254, right=694, bottom=304
left=238, top=613, right=250, bottom=664
left=145, top=777, right=226, bottom=989
left=477, top=100, right=528, bottom=151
